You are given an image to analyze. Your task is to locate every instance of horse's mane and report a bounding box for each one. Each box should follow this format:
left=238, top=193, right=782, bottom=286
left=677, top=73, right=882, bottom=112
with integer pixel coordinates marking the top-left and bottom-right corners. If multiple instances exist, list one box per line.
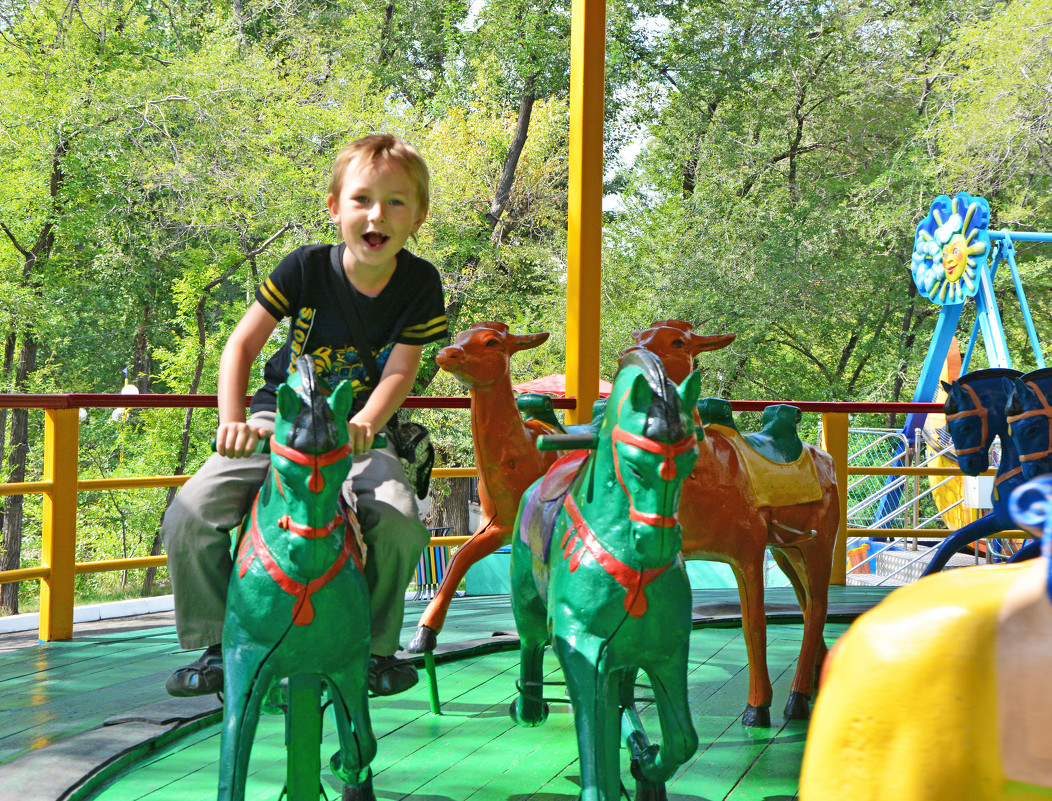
left=285, top=355, right=340, bottom=453
left=1021, top=366, right=1052, bottom=384
left=617, top=350, right=689, bottom=441
left=945, top=367, right=1024, bottom=415
left=956, top=367, right=1023, bottom=386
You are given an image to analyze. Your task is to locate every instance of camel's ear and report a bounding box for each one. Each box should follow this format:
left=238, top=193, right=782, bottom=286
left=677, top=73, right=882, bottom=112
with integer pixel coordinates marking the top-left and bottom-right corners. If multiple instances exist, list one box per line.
left=507, top=331, right=550, bottom=354
left=690, top=333, right=736, bottom=355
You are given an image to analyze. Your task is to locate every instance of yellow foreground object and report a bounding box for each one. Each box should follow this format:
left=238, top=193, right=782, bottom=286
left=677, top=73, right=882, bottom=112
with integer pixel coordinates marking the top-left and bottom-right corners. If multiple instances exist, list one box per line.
left=800, top=560, right=1052, bottom=801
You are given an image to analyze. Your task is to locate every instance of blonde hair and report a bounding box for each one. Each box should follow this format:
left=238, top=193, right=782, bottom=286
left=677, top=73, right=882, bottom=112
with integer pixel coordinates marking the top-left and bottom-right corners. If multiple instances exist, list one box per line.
left=328, top=134, right=430, bottom=216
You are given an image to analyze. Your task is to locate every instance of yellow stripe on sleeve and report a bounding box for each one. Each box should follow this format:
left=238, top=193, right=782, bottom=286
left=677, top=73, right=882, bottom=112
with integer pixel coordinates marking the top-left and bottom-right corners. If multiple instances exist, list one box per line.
left=401, top=315, right=448, bottom=340
left=259, top=279, right=290, bottom=315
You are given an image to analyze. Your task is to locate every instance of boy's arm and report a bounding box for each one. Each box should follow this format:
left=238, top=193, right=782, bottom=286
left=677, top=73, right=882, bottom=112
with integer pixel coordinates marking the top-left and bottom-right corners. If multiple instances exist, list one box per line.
left=216, top=301, right=280, bottom=457
left=347, top=342, right=424, bottom=453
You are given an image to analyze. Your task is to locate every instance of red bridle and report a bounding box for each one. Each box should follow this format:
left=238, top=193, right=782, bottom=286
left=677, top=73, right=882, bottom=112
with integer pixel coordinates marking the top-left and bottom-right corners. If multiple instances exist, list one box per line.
left=269, top=436, right=354, bottom=493
left=611, top=425, right=697, bottom=528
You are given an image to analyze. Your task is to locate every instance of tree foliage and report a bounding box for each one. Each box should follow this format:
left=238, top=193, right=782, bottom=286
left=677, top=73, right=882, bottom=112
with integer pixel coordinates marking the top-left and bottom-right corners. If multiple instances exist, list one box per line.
left=1, top=0, right=1051, bottom=610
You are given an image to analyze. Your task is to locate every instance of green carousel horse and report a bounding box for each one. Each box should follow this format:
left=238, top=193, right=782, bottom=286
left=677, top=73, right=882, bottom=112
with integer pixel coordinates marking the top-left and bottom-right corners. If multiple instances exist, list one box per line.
left=509, top=349, right=702, bottom=801
left=219, top=356, right=375, bottom=801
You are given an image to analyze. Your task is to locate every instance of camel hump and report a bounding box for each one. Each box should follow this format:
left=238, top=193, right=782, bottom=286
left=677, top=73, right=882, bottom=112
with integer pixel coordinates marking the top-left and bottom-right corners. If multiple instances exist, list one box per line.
left=743, top=404, right=803, bottom=463
left=517, top=392, right=566, bottom=433
left=698, top=397, right=737, bottom=430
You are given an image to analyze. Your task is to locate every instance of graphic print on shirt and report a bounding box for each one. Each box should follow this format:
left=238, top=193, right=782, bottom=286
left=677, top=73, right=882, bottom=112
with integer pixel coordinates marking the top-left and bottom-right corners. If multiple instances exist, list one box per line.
left=287, top=306, right=392, bottom=410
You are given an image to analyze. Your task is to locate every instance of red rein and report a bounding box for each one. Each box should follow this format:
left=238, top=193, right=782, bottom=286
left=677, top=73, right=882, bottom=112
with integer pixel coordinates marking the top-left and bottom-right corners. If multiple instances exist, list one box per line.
left=269, top=436, right=354, bottom=493
left=611, top=426, right=697, bottom=528
left=234, top=436, right=361, bottom=625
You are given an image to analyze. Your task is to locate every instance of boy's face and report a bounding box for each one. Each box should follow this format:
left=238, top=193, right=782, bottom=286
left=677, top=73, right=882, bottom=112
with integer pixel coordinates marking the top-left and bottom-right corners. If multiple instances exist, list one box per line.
left=326, top=156, right=426, bottom=275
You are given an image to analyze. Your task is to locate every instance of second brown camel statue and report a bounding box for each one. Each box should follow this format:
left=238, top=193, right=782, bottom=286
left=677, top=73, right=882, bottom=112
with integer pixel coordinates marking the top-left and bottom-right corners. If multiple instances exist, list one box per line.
left=407, top=320, right=734, bottom=654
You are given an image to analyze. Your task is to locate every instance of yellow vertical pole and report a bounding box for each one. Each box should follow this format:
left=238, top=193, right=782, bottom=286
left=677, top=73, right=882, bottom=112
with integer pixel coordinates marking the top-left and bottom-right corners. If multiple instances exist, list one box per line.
left=821, top=412, right=849, bottom=585
left=39, top=408, right=79, bottom=641
left=564, top=0, right=605, bottom=425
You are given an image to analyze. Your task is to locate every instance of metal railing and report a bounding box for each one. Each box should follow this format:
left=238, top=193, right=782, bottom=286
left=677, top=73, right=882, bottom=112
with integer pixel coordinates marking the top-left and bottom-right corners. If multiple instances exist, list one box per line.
left=0, top=393, right=576, bottom=641
left=0, top=395, right=1022, bottom=640
left=842, top=426, right=1024, bottom=585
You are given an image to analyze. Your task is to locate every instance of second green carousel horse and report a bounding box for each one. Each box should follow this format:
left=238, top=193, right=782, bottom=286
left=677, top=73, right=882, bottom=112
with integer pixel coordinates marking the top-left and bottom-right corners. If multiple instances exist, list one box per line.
left=510, top=349, right=702, bottom=801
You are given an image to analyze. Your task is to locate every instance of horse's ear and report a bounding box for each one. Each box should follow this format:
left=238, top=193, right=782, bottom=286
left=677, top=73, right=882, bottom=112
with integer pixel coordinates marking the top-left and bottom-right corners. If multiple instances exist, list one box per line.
left=277, top=383, right=300, bottom=421
left=330, top=379, right=356, bottom=421
left=678, top=370, right=702, bottom=411
left=628, top=372, right=653, bottom=412
left=940, top=380, right=953, bottom=396
left=943, top=381, right=960, bottom=415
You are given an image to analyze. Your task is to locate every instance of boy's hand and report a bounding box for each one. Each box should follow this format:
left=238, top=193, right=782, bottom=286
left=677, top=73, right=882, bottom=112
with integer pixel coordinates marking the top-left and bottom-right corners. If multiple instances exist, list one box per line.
left=347, top=419, right=375, bottom=454
left=215, top=422, right=268, bottom=458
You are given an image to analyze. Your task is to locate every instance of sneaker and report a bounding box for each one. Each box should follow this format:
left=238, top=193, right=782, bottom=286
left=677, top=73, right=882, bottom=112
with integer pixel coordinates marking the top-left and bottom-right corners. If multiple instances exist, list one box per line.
left=368, top=654, right=419, bottom=696
left=165, top=643, right=224, bottom=697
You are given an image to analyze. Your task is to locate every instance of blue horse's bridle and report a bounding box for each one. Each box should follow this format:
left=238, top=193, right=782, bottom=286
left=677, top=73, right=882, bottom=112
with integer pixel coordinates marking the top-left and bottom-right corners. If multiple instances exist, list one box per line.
left=1008, top=380, right=1052, bottom=467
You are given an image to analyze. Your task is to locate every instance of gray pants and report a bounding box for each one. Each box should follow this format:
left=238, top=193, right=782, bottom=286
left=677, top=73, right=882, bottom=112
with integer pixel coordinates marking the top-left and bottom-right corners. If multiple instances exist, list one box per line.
left=162, top=412, right=430, bottom=655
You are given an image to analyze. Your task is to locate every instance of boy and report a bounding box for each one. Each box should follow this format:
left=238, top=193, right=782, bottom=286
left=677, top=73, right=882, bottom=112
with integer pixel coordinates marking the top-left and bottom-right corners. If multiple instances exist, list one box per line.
left=163, top=134, right=447, bottom=697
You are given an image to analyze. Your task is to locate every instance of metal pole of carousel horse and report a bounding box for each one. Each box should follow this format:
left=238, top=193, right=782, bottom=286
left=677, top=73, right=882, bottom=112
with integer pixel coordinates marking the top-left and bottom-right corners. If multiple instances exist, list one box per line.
left=564, top=0, right=605, bottom=426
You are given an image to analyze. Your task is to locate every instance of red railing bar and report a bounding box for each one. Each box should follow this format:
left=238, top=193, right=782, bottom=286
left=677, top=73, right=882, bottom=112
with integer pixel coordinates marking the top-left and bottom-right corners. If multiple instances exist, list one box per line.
left=0, top=393, right=942, bottom=414
left=0, top=394, right=580, bottom=411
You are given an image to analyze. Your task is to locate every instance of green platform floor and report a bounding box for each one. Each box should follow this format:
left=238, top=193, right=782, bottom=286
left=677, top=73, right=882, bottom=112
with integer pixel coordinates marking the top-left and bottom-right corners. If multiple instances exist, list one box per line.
left=0, top=586, right=896, bottom=800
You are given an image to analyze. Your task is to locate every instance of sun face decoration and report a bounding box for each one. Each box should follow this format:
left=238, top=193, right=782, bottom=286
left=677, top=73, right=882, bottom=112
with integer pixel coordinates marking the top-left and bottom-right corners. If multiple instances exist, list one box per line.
left=910, top=192, right=991, bottom=306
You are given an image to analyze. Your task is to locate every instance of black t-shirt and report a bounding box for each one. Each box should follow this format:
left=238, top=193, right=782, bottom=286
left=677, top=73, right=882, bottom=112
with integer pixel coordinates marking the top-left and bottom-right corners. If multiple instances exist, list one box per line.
left=249, top=243, right=447, bottom=415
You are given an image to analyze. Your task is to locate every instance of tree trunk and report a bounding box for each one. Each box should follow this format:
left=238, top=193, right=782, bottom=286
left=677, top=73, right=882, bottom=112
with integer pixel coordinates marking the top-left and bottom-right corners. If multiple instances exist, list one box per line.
left=0, top=332, right=14, bottom=539
left=0, top=136, right=65, bottom=614
left=427, top=477, right=471, bottom=537
left=682, top=98, right=719, bottom=198
left=132, top=303, right=152, bottom=393
left=488, top=76, right=536, bottom=244
left=1, top=334, right=39, bottom=614
left=423, top=75, right=540, bottom=396
left=379, top=2, right=395, bottom=65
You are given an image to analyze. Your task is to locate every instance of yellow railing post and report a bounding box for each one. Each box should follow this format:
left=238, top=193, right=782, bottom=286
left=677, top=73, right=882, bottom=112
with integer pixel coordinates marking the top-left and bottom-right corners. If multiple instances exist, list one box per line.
left=563, top=0, right=605, bottom=425
left=822, top=412, right=850, bottom=585
left=39, top=408, right=80, bottom=641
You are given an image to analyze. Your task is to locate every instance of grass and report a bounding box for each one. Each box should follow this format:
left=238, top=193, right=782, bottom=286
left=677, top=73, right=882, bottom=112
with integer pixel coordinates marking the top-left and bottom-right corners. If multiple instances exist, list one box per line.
left=3, top=574, right=172, bottom=617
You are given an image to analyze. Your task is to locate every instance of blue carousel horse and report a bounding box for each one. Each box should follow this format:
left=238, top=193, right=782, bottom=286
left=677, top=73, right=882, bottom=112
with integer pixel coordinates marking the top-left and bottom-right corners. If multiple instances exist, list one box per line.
left=1006, top=367, right=1052, bottom=481
left=1009, top=474, right=1052, bottom=593
left=220, top=355, right=375, bottom=801
left=920, top=367, right=1032, bottom=577
left=509, top=349, right=702, bottom=801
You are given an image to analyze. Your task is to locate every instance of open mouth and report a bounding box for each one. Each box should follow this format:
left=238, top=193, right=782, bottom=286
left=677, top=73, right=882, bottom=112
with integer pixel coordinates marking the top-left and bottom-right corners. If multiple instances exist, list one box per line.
left=363, top=232, right=389, bottom=250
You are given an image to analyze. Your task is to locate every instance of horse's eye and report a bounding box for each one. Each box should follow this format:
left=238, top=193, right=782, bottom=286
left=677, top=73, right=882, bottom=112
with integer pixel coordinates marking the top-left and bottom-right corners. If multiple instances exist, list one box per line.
left=671, top=339, right=684, bottom=348
left=485, top=338, right=500, bottom=347
left=629, top=464, right=643, bottom=480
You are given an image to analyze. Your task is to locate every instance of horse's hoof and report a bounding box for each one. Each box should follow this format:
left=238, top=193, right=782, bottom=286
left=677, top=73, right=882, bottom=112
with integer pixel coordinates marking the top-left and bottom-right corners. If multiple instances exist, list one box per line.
left=630, top=749, right=669, bottom=797
left=783, top=691, right=811, bottom=720
left=509, top=697, right=549, bottom=727
left=406, top=626, right=437, bottom=654
left=633, top=777, right=668, bottom=801
left=742, top=704, right=771, bottom=727
left=342, top=770, right=375, bottom=801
